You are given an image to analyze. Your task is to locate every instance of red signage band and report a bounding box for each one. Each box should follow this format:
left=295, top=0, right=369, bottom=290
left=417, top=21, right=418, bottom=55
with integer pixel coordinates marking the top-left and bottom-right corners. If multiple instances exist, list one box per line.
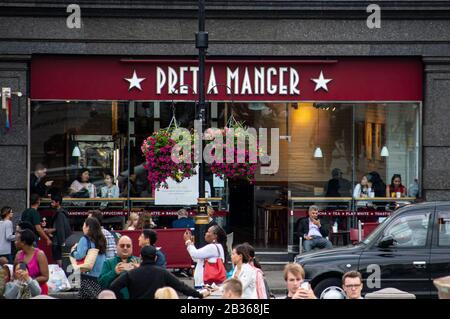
left=31, top=56, right=423, bottom=101
left=293, top=210, right=392, bottom=217
left=40, top=210, right=229, bottom=217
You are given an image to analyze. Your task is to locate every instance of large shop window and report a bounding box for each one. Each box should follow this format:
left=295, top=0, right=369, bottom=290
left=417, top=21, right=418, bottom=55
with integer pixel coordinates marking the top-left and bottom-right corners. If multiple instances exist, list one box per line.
left=30, top=101, right=129, bottom=198
left=30, top=101, right=421, bottom=199
left=288, top=102, right=420, bottom=198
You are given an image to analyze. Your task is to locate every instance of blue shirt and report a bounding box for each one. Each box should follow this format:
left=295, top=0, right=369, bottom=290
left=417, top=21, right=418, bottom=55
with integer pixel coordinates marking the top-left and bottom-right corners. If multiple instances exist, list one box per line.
left=72, top=236, right=106, bottom=278
left=156, top=249, right=167, bottom=268
left=172, top=217, right=195, bottom=229
left=101, top=185, right=120, bottom=198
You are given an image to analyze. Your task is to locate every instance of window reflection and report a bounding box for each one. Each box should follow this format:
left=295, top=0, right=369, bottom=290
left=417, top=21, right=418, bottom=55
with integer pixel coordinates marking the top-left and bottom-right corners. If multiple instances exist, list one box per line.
left=30, top=101, right=128, bottom=198
left=31, top=101, right=419, bottom=200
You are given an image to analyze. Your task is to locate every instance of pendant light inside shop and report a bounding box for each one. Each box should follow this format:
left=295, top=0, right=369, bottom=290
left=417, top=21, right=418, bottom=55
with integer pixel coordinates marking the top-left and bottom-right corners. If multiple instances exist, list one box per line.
left=72, top=145, right=81, bottom=157
left=313, top=106, right=323, bottom=158
left=380, top=145, right=390, bottom=157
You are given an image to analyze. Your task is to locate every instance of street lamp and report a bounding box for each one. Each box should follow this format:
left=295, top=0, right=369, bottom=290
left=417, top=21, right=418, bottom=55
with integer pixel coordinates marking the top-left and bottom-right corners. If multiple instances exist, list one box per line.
left=194, top=0, right=209, bottom=248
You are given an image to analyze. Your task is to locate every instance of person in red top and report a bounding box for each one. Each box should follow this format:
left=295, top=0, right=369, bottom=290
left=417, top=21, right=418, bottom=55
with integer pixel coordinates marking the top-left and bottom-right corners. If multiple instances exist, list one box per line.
left=14, top=229, right=49, bottom=295
left=386, top=174, right=407, bottom=198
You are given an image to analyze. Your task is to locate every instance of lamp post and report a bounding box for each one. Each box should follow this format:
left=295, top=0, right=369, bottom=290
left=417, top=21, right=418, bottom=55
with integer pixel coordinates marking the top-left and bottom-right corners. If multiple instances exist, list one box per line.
left=194, top=0, right=209, bottom=248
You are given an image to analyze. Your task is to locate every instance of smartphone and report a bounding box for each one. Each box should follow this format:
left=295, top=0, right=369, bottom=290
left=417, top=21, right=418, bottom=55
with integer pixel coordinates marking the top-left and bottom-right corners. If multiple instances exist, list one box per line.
left=300, top=282, right=309, bottom=290
left=18, top=263, right=28, bottom=271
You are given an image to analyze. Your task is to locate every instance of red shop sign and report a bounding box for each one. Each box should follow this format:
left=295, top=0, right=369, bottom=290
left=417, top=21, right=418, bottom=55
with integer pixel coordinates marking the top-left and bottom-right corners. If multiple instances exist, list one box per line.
left=31, top=56, right=422, bottom=101
left=65, top=210, right=229, bottom=217
left=293, top=210, right=392, bottom=217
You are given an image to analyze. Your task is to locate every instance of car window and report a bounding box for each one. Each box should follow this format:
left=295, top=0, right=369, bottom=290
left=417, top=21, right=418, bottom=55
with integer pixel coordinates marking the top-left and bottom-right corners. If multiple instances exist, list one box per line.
left=383, top=213, right=430, bottom=248
left=438, top=212, right=450, bottom=246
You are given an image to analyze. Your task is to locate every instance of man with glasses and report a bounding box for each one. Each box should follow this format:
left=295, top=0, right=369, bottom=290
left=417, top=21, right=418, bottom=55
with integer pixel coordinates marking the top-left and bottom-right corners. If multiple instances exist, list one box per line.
left=99, top=236, right=139, bottom=299
left=342, top=271, right=364, bottom=299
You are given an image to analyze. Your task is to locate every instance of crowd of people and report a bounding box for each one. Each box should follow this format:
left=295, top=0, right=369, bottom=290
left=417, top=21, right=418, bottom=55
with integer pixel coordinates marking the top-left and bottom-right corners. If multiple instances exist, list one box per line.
left=0, top=190, right=374, bottom=300
left=0, top=163, right=420, bottom=300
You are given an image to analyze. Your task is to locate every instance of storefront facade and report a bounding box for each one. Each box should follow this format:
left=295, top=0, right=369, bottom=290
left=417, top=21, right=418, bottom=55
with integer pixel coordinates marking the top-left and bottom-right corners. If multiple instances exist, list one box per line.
left=1, top=1, right=450, bottom=251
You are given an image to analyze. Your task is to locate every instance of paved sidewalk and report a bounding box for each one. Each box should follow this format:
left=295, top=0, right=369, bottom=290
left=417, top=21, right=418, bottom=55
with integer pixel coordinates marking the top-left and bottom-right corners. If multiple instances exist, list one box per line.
left=50, top=270, right=287, bottom=299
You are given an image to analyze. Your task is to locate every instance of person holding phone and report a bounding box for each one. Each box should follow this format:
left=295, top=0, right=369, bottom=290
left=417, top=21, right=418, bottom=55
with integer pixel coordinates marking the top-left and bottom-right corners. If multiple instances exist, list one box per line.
left=14, top=229, right=49, bottom=295
left=183, top=225, right=228, bottom=289
left=4, top=262, right=42, bottom=299
left=283, top=263, right=316, bottom=299
left=297, top=205, right=333, bottom=252
left=99, top=236, right=139, bottom=299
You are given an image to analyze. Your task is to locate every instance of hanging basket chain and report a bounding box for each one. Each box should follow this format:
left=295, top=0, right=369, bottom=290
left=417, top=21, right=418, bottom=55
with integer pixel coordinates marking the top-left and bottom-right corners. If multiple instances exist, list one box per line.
left=167, top=101, right=179, bottom=130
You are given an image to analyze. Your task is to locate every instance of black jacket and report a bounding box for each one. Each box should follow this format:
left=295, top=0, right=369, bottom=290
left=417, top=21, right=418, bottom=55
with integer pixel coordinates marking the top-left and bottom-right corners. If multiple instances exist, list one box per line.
left=30, top=174, right=49, bottom=197
left=53, top=208, right=72, bottom=245
left=297, top=217, right=329, bottom=239
left=110, top=261, right=203, bottom=299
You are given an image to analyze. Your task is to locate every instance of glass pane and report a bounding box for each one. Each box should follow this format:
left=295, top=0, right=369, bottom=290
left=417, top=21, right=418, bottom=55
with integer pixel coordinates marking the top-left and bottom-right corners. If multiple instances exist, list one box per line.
left=438, top=212, right=450, bottom=246
left=30, top=101, right=128, bottom=200
left=216, top=102, right=289, bottom=247
left=383, top=213, right=429, bottom=247
left=355, top=103, right=420, bottom=199
left=289, top=103, right=353, bottom=197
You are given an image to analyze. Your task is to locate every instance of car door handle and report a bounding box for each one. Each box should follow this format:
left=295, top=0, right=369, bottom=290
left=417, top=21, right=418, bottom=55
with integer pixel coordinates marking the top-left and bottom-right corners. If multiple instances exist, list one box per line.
left=413, top=261, right=427, bottom=268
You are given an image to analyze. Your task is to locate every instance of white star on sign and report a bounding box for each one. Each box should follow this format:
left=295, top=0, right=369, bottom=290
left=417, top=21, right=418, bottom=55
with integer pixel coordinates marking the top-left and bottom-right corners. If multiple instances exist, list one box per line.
left=311, top=71, right=332, bottom=92
left=125, top=70, right=146, bottom=91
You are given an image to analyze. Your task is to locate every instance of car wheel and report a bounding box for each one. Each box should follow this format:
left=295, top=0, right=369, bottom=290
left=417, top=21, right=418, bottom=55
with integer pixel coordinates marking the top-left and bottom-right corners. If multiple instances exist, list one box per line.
left=313, top=277, right=342, bottom=298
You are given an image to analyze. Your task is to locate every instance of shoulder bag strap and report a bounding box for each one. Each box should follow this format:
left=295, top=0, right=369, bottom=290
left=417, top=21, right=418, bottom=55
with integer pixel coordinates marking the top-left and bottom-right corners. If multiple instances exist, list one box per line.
left=214, top=243, right=222, bottom=260
left=83, top=235, right=92, bottom=249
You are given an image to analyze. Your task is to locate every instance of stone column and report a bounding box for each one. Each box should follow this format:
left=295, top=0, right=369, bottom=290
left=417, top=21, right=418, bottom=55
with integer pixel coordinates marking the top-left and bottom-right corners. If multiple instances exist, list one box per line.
left=0, top=56, right=30, bottom=224
left=422, top=57, right=450, bottom=201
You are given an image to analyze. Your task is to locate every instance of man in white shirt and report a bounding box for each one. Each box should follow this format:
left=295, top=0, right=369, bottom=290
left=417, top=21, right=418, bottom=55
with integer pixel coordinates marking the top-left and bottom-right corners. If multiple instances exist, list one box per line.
left=297, top=205, right=333, bottom=252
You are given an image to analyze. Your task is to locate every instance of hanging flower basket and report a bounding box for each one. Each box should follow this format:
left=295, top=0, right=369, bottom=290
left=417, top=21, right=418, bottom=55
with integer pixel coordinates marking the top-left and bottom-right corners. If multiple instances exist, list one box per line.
left=141, top=127, right=196, bottom=190
left=206, top=119, right=261, bottom=184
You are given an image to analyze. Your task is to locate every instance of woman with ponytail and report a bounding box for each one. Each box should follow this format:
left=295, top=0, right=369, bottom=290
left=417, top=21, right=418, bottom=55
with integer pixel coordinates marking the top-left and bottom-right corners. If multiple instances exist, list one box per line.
left=242, top=242, right=268, bottom=299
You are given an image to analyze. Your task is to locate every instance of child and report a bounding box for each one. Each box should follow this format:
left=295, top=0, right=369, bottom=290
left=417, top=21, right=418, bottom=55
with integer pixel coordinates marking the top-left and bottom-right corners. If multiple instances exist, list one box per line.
left=100, top=171, right=120, bottom=208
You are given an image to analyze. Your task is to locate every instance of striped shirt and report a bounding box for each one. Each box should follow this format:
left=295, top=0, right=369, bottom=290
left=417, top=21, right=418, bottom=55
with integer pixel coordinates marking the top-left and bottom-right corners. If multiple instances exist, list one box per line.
left=102, top=227, right=117, bottom=259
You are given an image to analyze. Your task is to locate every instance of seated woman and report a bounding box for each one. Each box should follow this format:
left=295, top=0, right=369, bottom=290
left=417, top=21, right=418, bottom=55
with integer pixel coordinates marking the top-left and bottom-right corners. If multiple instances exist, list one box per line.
left=136, top=211, right=157, bottom=229
left=386, top=174, right=407, bottom=198
left=4, top=263, right=41, bottom=299
left=353, top=175, right=373, bottom=207
left=100, top=171, right=120, bottom=208
left=124, top=212, right=139, bottom=230
left=101, top=171, right=120, bottom=199
left=69, top=168, right=97, bottom=198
